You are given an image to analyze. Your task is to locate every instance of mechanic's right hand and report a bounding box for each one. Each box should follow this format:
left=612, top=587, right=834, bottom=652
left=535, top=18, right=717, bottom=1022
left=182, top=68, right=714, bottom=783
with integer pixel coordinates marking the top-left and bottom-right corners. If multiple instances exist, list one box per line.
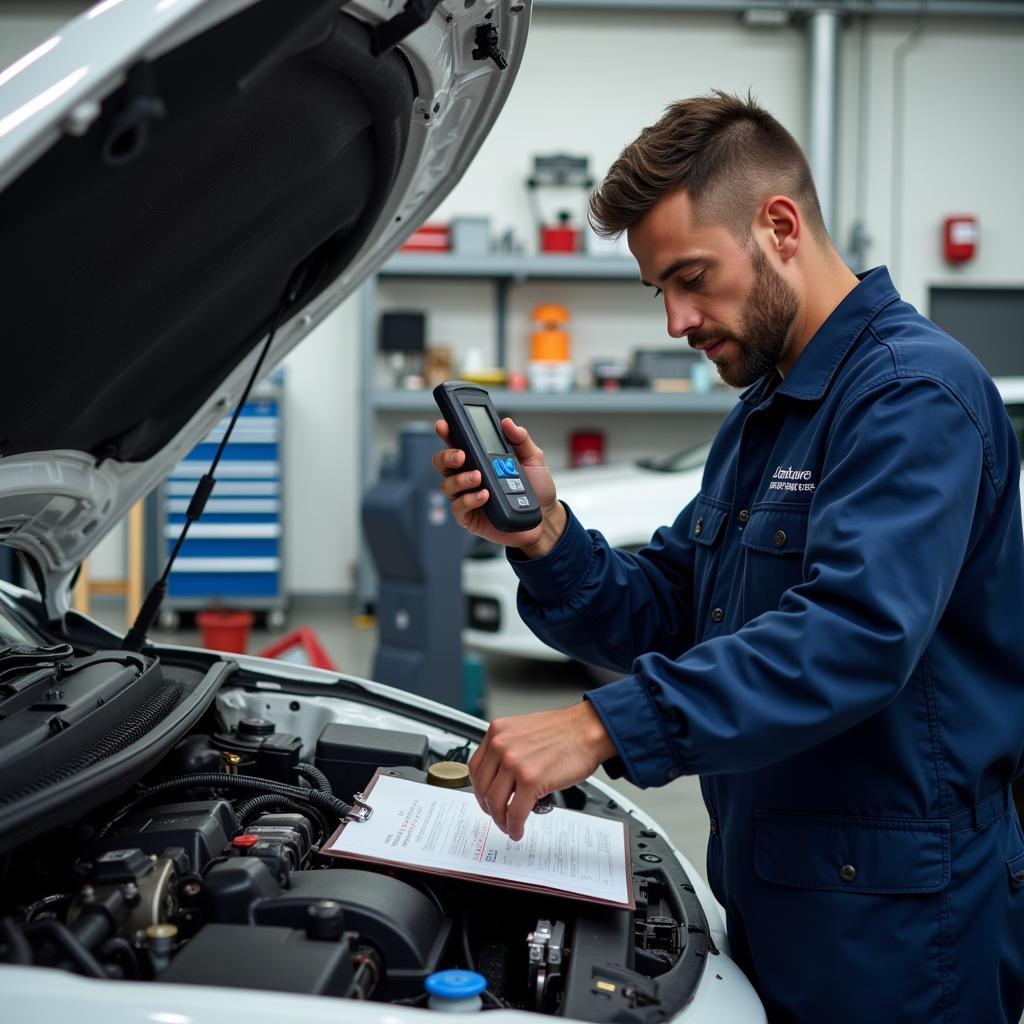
left=433, top=417, right=566, bottom=558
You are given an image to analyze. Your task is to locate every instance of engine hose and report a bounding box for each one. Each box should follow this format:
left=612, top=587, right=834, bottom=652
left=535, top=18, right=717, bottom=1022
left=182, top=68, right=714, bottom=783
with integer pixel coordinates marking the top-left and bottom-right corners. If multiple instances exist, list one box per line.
left=98, top=773, right=351, bottom=837
left=1, top=917, right=32, bottom=965
left=24, top=919, right=106, bottom=978
left=236, top=793, right=332, bottom=843
left=22, top=893, right=71, bottom=924
left=100, top=936, right=141, bottom=979
left=295, top=762, right=333, bottom=794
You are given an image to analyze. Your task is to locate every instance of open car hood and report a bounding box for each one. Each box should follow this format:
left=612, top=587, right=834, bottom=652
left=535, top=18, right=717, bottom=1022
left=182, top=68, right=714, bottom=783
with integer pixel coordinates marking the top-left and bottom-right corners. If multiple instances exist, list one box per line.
left=0, top=0, right=527, bottom=619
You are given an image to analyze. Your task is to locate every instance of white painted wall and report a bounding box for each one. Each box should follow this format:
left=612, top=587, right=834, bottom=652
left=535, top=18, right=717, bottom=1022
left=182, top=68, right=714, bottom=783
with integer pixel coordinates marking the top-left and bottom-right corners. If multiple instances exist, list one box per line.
left=3, top=4, right=1023, bottom=593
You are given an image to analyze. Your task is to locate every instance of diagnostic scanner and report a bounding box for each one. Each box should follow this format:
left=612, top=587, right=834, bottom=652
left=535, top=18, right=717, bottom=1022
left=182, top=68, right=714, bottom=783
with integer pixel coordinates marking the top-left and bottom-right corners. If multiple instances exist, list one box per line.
left=433, top=380, right=542, bottom=533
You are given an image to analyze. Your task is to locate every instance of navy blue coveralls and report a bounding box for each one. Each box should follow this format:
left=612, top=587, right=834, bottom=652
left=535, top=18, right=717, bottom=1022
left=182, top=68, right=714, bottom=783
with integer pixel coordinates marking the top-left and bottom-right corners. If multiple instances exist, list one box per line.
left=510, top=268, right=1024, bottom=1022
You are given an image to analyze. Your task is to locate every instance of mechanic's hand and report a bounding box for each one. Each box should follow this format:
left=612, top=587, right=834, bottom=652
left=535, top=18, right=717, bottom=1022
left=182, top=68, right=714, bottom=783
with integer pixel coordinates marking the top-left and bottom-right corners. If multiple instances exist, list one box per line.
left=432, top=417, right=565, bottom=558
left=468, top=702, right=617, bottom=841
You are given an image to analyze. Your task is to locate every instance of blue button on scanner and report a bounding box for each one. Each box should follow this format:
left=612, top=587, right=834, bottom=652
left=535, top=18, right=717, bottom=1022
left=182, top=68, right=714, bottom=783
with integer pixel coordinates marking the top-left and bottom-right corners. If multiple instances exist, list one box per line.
left=491, top=457, right=508, bottom=478
left=503, top=458, right=517, bottom=477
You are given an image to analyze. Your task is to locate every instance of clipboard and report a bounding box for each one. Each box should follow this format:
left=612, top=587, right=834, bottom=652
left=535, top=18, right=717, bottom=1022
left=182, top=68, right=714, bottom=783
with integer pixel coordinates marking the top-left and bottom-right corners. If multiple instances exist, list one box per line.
left=322, top=769, right=636, bottom=911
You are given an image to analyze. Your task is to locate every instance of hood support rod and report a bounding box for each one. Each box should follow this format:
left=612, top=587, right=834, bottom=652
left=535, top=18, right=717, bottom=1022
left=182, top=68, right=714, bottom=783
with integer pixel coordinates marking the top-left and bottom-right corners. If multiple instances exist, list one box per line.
left=121, top=261, right=313, bottom=652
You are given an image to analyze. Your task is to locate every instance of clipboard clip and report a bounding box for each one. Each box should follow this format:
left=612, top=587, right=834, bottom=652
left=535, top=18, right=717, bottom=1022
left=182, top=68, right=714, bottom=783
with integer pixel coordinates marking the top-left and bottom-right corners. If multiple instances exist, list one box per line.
left=344, top=793, right=374, bottom=823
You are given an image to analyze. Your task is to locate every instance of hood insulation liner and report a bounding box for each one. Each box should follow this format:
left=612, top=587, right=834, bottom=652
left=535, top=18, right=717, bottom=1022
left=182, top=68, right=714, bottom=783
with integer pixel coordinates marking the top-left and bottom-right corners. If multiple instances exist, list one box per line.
left=0, top=0, right=415, bottom=461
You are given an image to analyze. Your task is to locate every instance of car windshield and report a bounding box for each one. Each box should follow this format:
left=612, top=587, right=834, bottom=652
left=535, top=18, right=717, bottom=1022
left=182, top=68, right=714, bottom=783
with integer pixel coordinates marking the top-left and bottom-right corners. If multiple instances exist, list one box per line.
left=638, top=440, right=713, bottom=473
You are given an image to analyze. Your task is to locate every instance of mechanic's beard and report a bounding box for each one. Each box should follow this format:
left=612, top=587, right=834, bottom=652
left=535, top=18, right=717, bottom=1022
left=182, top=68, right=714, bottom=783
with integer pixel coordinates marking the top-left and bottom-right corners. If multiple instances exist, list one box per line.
left=708, top=245, right=799, bottom=389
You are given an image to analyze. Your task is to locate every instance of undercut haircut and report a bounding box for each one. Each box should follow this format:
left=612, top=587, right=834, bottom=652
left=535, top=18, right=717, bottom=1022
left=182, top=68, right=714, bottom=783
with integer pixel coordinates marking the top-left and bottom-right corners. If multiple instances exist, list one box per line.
left=589, top=91, right=829, bottom=246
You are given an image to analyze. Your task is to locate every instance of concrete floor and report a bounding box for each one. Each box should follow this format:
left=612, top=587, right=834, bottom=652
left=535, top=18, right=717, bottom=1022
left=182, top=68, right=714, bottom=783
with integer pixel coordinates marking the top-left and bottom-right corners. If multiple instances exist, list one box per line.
left=129, top=598, right=709, bottom=883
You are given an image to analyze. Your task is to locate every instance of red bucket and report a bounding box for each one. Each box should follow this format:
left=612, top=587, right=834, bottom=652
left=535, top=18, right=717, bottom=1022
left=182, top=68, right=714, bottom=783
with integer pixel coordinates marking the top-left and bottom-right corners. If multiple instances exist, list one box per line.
left=196, top=610, right=254, bottom=654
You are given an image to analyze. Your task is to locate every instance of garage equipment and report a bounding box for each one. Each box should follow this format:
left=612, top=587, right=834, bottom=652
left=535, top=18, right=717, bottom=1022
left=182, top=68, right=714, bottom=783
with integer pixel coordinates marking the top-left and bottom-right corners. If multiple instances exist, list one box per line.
left=361, top=424, right=468, bottom=709
left=526, top=154, right=594, bottom=255
left=158, top=371, right=286, bottom=630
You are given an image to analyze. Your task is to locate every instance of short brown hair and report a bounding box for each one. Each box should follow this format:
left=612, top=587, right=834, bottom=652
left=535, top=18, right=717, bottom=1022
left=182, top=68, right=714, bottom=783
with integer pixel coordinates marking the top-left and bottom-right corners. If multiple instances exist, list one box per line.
left=589, top=90, right=827, bottom=245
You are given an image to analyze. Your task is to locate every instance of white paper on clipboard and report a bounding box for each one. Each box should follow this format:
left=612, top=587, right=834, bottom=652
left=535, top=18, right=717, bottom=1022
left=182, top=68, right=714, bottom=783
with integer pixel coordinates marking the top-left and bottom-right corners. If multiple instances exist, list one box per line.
left=322, top=773, right=634, bottom=910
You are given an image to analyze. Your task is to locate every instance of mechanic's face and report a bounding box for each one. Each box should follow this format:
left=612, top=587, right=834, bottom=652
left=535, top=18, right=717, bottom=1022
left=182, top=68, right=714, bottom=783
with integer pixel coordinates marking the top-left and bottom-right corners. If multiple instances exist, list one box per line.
left=628, top=188, right=800, bottom=388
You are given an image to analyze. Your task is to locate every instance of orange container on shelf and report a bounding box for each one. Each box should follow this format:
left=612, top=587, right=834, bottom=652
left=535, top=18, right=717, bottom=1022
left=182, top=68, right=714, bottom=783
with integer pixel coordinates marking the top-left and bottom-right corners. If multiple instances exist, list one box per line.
left=530, top=304, right=571, bottom=362
left=528, top=304, right=573, bottom=392
left=197, top=610, right=254, bottom=654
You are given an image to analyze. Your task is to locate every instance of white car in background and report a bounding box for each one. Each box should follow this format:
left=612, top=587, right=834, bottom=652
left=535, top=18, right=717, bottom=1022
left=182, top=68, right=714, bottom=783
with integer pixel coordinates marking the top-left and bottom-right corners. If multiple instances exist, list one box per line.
left=464, top=440, right=711, bottom=662
left=465, top=378, right=1024, bottom=664
left=0, top=3, right=766, bottom=1023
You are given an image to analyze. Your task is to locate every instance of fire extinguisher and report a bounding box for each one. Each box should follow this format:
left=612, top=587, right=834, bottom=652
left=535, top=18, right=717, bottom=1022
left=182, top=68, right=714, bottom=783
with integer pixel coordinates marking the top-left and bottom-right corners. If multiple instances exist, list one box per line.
left=943, top=215, right=978, bottom=264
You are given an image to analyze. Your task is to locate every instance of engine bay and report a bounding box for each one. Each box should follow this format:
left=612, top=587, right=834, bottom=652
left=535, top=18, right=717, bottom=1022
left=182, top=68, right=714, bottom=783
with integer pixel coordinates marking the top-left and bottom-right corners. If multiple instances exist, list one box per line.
left=0, top=639, right=713, bottom=1021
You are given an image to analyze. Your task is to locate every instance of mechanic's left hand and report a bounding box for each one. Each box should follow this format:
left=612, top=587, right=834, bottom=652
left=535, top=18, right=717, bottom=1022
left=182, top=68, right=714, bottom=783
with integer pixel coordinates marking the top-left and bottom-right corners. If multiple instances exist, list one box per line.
left=469, top=701, right=617, bottom=841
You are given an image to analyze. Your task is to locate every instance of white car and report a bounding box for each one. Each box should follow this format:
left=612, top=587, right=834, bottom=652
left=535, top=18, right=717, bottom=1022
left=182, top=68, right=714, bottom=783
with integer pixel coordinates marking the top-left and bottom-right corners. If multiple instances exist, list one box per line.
left=0, top=4, right=765, bottom=1023
left=465, top=380, right=1024, bottom=663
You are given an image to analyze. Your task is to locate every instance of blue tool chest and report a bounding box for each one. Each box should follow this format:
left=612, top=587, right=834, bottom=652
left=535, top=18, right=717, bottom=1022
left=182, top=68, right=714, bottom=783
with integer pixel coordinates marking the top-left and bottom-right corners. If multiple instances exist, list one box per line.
left=162, top=376, right=285, bottom=623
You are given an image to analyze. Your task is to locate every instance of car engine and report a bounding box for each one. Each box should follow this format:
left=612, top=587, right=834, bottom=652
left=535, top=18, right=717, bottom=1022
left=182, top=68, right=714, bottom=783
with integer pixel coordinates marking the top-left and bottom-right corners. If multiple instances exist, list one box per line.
left=0, top=639, right=713, bottom=1021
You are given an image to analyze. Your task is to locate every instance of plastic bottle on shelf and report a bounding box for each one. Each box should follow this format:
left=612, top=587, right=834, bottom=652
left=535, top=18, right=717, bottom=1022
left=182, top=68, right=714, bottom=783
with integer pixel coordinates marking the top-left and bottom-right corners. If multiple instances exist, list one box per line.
left=527, top=304, right=573, bottom=393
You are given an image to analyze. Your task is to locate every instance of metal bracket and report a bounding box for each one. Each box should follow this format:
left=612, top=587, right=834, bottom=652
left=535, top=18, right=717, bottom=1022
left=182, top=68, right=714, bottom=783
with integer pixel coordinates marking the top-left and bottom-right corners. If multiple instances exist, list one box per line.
left=344, top=793, right=374, bottom=823
left=527, top=918, right=566, bottom=1011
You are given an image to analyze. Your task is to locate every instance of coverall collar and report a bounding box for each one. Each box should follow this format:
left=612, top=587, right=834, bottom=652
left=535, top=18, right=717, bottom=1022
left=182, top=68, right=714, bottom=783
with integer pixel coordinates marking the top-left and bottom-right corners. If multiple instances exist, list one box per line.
left=740, top=265, right=901, bottom=406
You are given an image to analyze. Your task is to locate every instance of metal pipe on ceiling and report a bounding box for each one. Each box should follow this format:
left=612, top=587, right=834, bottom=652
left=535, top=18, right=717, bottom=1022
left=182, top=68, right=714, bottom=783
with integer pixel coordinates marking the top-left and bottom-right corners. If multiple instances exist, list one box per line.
left=807, top=6, right=841, bottom=237
left=533, top=0, right=1024, bottom=17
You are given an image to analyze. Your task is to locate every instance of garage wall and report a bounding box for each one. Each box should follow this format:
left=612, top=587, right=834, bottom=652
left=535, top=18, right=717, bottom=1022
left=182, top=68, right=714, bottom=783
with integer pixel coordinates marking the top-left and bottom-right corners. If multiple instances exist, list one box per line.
left=2, top=4, right=1022, bottom=594
left=435, top=10, right=1024, bottom=339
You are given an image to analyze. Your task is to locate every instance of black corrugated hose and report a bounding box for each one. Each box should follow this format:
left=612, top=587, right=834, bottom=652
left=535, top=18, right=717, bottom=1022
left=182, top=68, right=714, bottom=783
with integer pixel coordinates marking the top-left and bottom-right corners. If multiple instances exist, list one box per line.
left=236, top=792, right=332, bottom=843
left=0, top=682, right=183, bottom=807
left=98, top=772, right=352, bottom=837
left=295, top=762, right=333, bottom=794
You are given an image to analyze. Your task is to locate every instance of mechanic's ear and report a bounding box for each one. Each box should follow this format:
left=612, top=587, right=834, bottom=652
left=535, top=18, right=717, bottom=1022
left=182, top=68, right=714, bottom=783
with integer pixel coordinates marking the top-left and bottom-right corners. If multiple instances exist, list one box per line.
left=759, top=195, right=800, bottom=262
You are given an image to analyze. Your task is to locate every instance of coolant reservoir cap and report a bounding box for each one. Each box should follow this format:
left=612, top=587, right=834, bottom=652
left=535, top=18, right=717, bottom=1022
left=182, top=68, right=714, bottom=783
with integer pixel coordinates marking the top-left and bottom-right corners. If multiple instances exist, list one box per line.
left=427, top=761, right=471, bottom=789
left=425, top=970, right=487, bottom=1000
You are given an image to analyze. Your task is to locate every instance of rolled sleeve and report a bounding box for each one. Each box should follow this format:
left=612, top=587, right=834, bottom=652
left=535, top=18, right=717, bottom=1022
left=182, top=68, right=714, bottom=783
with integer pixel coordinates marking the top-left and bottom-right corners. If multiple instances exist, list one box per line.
left=507, top=502, right=594, bottom=606
left=586, top=678, right=685, bottom=788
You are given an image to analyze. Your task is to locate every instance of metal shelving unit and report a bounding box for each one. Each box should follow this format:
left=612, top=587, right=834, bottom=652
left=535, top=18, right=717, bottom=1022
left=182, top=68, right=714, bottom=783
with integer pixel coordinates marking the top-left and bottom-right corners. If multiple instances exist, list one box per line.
left=371, top=388, right=738, bottom=414
left=356, top=252, right=738, bottom=608
left=374, top=253, right=639, bottom=365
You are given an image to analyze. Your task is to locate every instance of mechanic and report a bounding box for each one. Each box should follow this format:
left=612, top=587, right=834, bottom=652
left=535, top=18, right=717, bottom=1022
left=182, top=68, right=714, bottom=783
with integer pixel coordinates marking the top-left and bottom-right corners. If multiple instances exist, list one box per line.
left=432, top=92, right=1024, bottom=1021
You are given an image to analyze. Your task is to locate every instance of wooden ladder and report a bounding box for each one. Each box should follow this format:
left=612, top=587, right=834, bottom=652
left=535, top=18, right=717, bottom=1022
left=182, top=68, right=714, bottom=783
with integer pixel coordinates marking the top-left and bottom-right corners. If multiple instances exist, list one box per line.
left=72, top=501, right=145, bottom=622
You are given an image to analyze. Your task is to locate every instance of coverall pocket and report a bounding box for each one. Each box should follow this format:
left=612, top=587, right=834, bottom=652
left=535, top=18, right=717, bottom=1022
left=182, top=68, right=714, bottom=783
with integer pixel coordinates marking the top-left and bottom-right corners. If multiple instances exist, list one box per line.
left=740, top=504, right=810, bottom=622
left=690, top=495, right=729, bottom=548
left=1006, top=851, right=1024, bottom=888
left=754, top=810, right=951, bottom=894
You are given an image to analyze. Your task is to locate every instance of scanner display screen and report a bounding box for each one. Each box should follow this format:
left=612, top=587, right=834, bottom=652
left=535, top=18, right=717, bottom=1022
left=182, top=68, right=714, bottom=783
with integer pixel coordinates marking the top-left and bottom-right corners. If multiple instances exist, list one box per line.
left=467, top=403, right=506, bottom=453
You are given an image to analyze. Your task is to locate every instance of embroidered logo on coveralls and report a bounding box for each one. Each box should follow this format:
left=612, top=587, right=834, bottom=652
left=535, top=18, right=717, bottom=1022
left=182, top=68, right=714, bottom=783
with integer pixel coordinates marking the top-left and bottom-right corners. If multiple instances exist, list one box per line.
left=768, top=466, right=816, bottom=493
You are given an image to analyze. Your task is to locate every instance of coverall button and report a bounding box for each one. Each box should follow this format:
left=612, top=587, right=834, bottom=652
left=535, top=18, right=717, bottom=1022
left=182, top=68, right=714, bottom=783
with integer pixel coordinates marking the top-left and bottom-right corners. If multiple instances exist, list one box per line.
left=710, top=817, right=719, bottom=835
left=840, top=864, right=857, bottom=883
left=737, top=509, right=749, bottom=523
left=695, top=518, right=703, bottom=537
left=711, top=607, right=725, bottom=623
left=666, top=767, right=680, bottom=780
left=773, top=529, right=787, bottom=548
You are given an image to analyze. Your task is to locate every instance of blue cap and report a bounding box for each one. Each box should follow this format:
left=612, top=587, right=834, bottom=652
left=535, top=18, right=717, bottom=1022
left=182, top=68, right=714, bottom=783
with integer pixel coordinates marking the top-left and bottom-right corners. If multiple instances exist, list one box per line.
left=425, top=970, right=488, bottom=1000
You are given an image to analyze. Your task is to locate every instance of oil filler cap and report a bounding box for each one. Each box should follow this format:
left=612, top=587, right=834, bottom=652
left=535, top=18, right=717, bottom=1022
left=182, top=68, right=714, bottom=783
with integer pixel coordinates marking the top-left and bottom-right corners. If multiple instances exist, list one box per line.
left=238, top=717, right=275, bottom=737
left=428, top=761, right=471, bottom=789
